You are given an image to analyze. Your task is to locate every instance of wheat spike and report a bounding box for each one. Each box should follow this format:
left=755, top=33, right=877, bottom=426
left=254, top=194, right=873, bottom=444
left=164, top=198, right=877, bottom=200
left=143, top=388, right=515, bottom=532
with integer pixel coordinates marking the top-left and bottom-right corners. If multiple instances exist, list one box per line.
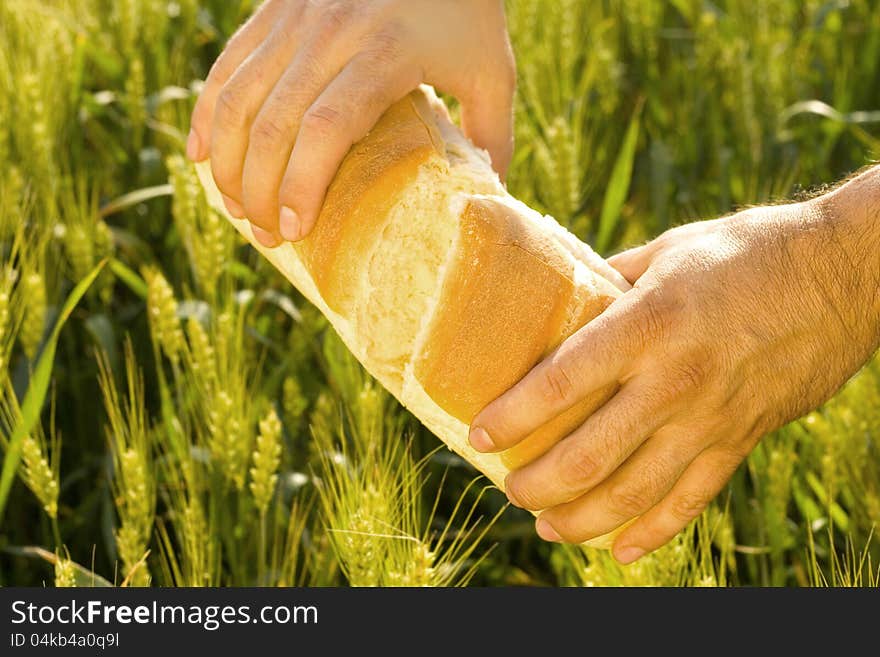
left=250, top=408, right=283, bottom=516
left=143, top=266, right=184, bottom=363
left=19, top=270, right=46, bottom=360
left=20, top=434, right=59, bottom=519
left=54, top=555, right=76, bottom=588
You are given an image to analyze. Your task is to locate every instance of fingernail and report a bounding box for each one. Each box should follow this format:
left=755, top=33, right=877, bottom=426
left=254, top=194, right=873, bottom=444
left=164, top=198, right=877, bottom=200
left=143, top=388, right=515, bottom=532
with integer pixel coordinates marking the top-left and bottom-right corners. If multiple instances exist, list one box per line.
left=185, top=129, right=201, bottom=161
left=279, top=205, right=301, bottom=242
left=468, top=426, right=495, bottom=452
left=535, top=517, right=562, bottom=542
left=221, top=194, right=245, bottom=218
left=614, top=546, right=645, bottom=564
left=251, top=224, right=279, bottom=248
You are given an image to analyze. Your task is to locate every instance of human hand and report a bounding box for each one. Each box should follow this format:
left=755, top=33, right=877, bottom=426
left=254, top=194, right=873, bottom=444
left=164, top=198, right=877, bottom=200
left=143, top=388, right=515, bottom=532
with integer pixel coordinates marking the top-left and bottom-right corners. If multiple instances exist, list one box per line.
left=469, top=168, right=880, bottom=563
left=187, top=0, right=515, bottom=247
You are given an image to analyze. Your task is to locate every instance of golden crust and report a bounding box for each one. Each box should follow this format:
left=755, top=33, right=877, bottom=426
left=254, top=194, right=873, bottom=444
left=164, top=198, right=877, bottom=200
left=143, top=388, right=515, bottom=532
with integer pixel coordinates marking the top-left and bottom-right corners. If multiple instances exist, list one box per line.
left=293, top=95, right=444, bottom=314
left=414, top=197, right=578, bottom=422
left=414, top=195, right=620, bottom=467
left=197, top=86, right=627, bottom=547
left=501, top=274, right=619, bottom=467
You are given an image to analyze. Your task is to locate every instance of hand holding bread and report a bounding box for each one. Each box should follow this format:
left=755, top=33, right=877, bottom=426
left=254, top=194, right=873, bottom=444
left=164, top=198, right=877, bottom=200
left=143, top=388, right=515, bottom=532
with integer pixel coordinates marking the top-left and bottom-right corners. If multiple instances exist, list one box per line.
left=187, top=0, right=515, bottom=246
left=473, top=173, right=880, bottom=562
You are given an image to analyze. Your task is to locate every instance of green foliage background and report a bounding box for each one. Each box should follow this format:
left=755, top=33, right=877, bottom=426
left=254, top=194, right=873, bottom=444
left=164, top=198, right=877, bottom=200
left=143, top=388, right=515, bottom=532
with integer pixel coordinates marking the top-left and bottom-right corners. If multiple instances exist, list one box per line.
left=0, top=0, right=878, bottom=587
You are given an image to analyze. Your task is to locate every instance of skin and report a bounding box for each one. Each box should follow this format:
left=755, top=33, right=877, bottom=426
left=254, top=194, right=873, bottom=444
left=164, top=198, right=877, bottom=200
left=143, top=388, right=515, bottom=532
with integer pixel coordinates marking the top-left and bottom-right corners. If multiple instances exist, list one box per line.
left=187, top=0, right=515, bottom=247
left=192, top=1, right=880, bottom=562
left=470, top=167, right=880, bottom=562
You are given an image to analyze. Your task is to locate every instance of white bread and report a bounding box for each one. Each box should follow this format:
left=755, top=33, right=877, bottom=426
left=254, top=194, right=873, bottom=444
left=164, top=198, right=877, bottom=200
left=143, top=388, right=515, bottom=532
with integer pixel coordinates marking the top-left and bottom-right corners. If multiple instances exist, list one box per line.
left=195, top=86, right=630, bottom=548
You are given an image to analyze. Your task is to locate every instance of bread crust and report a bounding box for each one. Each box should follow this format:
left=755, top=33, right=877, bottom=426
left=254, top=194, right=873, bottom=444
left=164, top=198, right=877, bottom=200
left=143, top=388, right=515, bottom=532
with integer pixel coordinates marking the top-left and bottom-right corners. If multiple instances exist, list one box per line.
left=294, top=95, right=444, bottom=314
left=195, top=86, right=628, bottom=548
left=415, top=196, right=579, bottom=420
left=414, top=196, right=620, bottom=467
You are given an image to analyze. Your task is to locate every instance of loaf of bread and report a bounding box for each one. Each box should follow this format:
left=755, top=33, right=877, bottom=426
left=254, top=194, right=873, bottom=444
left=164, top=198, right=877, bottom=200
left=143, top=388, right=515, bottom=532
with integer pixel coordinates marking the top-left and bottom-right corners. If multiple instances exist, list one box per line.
left=195, top=86, right=630, bottom=547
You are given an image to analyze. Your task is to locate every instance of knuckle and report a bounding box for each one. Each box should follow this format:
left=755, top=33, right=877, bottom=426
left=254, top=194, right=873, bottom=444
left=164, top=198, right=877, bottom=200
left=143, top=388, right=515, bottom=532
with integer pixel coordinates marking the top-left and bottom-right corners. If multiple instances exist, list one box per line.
left=722, top=438, right=754, bottom=465
left=272, top=3, right=306, bottom=43
left=316, top=1, right=354, bottom=37
left=607, top=452, right=673, bottom=518
left=635, top=290, right=672, bottom=344
left=559, top=442, right=601, bottom=493
left=250, top=114, right=289, bottom=146
left=607, top=481, right=653, bottom=517
left=302, top=104, right=343, bottom=136
left=215, top=87, right=248, bottom=128
left=668, top=359, right=709, bottom=396
left=367, top=28, right=404, bottom=66
left=670, top=491, right=710, bottom=522
left=538, top=357, right=577, bottom=406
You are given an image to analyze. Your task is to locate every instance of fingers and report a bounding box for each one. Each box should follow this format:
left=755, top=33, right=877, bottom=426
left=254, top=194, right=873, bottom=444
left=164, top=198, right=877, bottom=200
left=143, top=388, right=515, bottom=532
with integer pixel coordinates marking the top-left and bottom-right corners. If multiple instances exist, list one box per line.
left=208, top=13, right=310, bottom=223
left=503, top=377, right=675, bottom=511
left=533, top=425, right=703, bottom=543
left=459, top=75, right=515, bottom=180
left=238, top=29, right=364, bottom=243
left=610, top=445, right=744, bottom=563
left=274, top=48, right=421, bottom=241
left=192, top=0, right=518, bottom=247
left=469, top=294, right=646, bottom=453
left=188, top=0, right=287, bottom=162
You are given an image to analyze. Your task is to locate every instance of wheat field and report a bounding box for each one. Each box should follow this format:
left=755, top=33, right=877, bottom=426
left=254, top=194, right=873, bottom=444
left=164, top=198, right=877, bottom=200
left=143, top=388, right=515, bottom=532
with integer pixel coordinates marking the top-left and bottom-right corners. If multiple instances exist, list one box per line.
left=0, top=0, right=878, bottom=587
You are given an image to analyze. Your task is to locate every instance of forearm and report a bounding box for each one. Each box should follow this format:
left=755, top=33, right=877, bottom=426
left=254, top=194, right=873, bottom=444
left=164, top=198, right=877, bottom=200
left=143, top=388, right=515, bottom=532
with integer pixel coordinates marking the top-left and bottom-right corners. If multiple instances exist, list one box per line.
left=475, top=163, right=880, bottom=557
left=815, top=165, right=880, bottom=340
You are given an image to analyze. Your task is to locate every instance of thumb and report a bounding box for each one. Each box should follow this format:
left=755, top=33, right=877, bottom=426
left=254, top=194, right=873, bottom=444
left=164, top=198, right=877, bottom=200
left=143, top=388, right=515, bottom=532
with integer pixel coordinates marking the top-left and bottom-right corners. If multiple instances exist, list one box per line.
left=610, top=222, right=701, bottom=284
left=607, top=243, right=658, bottom=285
left=459, top=78, right=515, bottom=181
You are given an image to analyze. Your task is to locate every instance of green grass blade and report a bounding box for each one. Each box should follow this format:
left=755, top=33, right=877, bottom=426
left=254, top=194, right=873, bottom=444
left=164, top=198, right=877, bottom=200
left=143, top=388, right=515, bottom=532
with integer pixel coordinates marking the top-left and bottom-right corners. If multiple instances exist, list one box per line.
left=109, top=257, right=148, bottom=299
left=778, top=99, right=880, bottom=152
left=98, top=184, right=173, bottom=218
left=0, top=260, right=107, bottom=524
left=595, top=102, right=643, bottom=254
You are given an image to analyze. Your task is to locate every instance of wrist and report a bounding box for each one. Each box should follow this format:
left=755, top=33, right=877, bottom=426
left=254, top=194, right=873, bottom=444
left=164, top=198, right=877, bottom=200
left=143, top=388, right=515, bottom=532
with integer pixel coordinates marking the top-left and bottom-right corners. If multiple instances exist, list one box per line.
left=814, top=165, right=880, bottom=335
